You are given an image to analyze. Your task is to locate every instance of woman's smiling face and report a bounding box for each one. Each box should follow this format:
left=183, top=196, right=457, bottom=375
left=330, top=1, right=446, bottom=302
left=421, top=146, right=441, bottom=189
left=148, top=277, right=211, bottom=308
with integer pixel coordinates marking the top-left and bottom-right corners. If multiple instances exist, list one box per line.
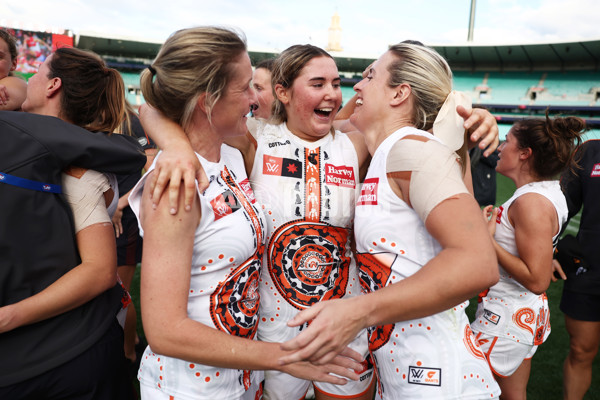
left=278, top=56, right=342, bottom=141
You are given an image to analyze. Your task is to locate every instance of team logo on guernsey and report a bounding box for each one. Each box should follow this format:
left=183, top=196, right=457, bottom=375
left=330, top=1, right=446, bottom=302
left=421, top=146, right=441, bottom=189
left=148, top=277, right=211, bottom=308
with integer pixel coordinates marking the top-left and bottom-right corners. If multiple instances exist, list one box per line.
left=262, top=154, right=302, bottom=178
left=356, top=252, right=395, bottom=351
left=483, top=309, right=501, bottom=325
left=408, top=366, right=442, bottom=386
left=210, top=189, right=241, bottom=221
left=357, top=178, right=378, bottom=205
left=268, top=221, right=350, bottom=309
left=591, top=163, right=600, bottom=177
left=325, top=164, right=356, bottom=188
left=210, top=256, right=262, bottom=339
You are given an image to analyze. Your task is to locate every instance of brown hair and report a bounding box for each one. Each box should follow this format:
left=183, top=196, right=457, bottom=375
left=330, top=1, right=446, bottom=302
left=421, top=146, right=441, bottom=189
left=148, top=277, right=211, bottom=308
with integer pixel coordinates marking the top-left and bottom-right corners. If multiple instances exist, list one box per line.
left=270, top=44, right=335, bottom=126
left=48, top=47, right=126, bottom=133
left=0, top=29, right=18, bottom=76
left=511, top=111, right=587, bottom=179
left=140, top=26, right=247, bottom=131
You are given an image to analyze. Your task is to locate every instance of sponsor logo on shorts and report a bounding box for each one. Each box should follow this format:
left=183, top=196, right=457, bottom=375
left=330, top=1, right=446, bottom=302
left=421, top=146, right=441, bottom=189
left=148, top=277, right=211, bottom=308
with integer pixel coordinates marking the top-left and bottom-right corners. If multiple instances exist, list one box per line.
left=408, top=366, right=441, bottom=386
left=324, top=163, right=356, bottom=188
left=591, top=163, right=600, bottom=177
left=484, top=309, right=501, bottom=325
left=357, top=178, right=378, bottom=206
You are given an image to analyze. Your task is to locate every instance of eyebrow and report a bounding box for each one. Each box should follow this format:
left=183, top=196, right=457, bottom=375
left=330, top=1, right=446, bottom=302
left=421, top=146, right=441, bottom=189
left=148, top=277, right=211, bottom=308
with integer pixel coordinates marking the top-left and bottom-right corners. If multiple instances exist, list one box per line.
left=308, top=76, right=341, bottom=82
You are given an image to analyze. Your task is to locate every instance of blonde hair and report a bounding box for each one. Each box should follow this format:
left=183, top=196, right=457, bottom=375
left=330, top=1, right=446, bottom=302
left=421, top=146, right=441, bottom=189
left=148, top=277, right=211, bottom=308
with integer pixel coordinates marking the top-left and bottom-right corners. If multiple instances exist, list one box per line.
left=386, top=43, right=469, bottom=172
left=387, top=43, right=453, bottom=132
left=140, top=26, right=247, bottom=131
left=270, top=44, right=334, bottom=126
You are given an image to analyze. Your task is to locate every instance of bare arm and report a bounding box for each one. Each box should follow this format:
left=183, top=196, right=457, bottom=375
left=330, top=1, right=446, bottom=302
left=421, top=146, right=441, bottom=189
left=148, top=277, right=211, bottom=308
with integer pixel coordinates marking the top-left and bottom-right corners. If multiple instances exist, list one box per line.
left=139, top=174, right=361, bottom=381
left=484, top=193, right=557, bottom=294
left=280, top=187, right=498, bottom=365
left=0, top=76, right=27, bottom=111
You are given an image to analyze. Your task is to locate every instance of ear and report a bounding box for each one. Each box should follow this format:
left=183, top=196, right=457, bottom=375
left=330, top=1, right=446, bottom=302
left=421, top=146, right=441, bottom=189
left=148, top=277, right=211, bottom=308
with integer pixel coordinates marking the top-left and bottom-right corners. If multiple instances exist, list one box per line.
left=274, top=84, right=290, bottom=105
left=520, top=147, right=533, bottom=160
left=46, top=77, right=62, bottom=99
left=9, top=57, right=17, bottom=72
left=390, top=83, right=411, bottom=107
left=195, top=92, right=208, bottom=115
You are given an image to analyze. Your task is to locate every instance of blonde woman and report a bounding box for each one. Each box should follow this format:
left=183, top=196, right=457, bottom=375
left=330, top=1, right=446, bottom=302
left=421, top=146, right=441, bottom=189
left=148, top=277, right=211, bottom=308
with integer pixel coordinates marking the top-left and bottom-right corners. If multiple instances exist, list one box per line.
left=128, top=27, right=361, bottom=400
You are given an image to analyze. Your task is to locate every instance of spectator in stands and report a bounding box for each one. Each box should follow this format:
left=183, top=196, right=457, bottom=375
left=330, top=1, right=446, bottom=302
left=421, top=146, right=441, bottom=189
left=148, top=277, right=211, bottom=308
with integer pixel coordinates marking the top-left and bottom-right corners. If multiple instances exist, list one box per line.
left=0, top=46, right=145, bottom=399
left=129, top=26, right=361, bottom=400
left=0, top=29, right=27, bottom=110
left=471, top=114, right=586, bottom=400
left=553, top=138, right=600, bottom=400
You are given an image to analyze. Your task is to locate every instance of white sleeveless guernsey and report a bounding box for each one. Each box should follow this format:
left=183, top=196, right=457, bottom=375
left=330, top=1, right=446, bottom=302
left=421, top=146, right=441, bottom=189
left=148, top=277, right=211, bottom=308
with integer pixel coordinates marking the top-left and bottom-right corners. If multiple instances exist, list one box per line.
left=354, top=127, right=500, bottom=400
left=250, top=122, right=372, bottom=398
left=471, top=180, right=568, bottom=345
left=129, top=145, right=266, bottom=400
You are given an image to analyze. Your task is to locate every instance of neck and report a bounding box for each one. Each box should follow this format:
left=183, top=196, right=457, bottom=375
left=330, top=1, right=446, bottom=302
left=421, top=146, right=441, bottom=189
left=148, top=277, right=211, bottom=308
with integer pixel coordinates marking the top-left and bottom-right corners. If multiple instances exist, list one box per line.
left=187, top=115, right=224, bottom=163
left=363, top=117, right=413, bottom=156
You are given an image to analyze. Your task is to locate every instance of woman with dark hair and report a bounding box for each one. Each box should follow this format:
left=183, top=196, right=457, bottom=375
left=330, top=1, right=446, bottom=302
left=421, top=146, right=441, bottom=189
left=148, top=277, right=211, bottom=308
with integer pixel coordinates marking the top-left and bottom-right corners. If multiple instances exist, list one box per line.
left=0, top=29, right=27, bottom=110
left=470, top=114, right=586, bottom=399
left=0, top=46, right=143, bottom=399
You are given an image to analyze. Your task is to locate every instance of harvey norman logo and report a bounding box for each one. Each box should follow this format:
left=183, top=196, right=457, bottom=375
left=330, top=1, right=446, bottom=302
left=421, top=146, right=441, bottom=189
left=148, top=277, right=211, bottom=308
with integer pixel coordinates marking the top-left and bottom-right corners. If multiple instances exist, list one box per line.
left=408, top=366, right=441, bottom=386
left=591, top=163, right=600, bottom=177
left=356, top=178, right=378, bottom=206
left=325, top=163, right=355, bottom=189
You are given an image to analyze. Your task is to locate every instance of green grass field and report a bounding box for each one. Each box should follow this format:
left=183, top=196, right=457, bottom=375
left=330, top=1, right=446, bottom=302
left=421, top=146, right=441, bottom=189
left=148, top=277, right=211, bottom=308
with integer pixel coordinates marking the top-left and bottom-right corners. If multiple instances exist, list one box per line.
left=129, top=172, right=599, bottom=399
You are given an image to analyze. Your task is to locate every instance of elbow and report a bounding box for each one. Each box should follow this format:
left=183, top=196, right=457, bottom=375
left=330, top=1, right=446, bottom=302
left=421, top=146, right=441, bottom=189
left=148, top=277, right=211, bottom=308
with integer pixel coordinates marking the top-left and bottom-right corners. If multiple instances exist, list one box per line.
left=99, top=269, right=118, bottom=292
left=479, top=250, right=500, bottom=289
left=527, top=280, right=549, bottom=296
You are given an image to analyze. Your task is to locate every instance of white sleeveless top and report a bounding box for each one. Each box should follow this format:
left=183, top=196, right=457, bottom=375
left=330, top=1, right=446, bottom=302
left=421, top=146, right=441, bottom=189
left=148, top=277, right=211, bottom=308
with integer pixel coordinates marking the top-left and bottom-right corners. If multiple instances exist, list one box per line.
left=250, top=122, right=363, bottom=344
left=129, top=145, right=266, bottom=400
left=354, top=127, right=500, bottom=399
left=471, top=180, right=567, bottom=345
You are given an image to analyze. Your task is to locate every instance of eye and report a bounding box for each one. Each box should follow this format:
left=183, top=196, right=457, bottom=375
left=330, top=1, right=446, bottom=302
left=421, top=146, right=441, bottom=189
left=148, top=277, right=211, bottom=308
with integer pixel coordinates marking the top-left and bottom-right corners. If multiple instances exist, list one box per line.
left=312, top=83, right=323, bottom=88
left=333, top=83, right=341, bottom=89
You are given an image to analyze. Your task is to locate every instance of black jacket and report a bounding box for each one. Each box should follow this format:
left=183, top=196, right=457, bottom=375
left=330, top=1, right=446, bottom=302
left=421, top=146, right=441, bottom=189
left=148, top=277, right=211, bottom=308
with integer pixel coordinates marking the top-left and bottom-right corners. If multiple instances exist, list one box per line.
left=560, top=139, right=600, bottom=294
left=0, top=111, right=146, bottom=385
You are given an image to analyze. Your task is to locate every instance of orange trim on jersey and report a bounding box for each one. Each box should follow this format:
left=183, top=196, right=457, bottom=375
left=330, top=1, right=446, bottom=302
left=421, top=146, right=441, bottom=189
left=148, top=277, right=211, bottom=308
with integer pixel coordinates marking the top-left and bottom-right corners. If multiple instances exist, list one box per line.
left=221, top=165, right=263, bottom=243
left=304, top=148, right=321, bottom=222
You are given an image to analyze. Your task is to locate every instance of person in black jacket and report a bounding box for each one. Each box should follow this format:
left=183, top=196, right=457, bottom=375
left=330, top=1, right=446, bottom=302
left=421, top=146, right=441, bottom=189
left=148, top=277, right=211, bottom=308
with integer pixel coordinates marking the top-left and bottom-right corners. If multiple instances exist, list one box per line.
left=0, top=47, right=145, bottom=400
left=554, top=139, right=600, bottom=400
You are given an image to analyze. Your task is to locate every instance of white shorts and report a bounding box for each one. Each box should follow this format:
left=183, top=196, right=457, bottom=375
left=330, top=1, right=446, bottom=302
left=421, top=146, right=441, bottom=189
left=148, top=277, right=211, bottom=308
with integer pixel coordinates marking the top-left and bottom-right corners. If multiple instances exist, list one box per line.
left=474, top=331, right=538, bottom=377
left=140, top=378, right=263, bottom=400
left=262, top=354, right=374, bottom=400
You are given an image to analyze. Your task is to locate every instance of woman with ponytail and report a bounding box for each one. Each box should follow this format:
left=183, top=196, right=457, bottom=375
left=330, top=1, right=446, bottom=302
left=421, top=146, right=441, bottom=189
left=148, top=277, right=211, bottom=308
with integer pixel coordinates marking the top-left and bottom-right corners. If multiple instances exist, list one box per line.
left=470, top=112, right=586, bottom=399
left=0, top=46, right=141, bottom=399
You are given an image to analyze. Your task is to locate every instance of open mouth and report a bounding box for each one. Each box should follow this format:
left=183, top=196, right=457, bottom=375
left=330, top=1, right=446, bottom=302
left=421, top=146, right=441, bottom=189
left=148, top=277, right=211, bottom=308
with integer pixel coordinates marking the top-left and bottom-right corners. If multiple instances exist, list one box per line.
left=315, top=107, right=333, bottom=118
left=356, top=98, right=363, bottom=106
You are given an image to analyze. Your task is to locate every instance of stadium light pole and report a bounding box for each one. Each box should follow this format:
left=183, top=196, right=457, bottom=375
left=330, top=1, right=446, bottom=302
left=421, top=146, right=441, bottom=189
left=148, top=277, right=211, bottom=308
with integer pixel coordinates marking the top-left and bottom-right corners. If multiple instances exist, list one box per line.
left=468, top=0, right=477, bottom=41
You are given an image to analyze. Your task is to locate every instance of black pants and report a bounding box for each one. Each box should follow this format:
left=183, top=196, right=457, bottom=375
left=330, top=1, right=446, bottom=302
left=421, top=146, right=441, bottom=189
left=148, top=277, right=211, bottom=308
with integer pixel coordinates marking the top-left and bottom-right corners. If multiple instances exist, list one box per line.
left=0, top=321, right=135, bottom=400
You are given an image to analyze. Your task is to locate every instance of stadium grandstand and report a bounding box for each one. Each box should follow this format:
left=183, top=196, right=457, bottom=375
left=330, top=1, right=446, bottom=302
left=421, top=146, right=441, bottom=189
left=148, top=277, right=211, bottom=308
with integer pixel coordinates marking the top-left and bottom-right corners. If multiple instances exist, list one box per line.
left=3, top=25, right=599, bottom=140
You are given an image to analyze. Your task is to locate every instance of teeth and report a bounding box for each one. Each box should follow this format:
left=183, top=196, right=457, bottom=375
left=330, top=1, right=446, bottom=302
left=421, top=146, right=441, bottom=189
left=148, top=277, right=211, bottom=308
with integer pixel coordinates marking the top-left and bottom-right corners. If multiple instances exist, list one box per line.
left=316, top=108, right=333, bottom=112
left=356, top=99, right=363, bottom=106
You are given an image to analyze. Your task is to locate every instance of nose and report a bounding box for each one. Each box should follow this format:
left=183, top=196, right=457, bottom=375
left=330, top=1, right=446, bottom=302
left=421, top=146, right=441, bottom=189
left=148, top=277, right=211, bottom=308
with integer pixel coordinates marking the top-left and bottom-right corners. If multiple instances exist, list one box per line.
left=353, top=78, right=365, bottom=92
